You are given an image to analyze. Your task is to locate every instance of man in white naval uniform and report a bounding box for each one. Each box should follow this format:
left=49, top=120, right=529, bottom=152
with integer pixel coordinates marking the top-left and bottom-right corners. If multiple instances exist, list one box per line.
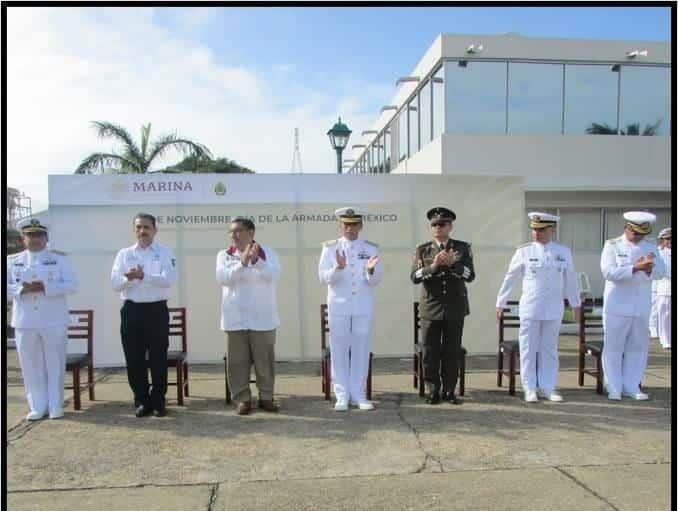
left=7, top=218, right=78, bottom=420
left=653, top=228, right=671, bottom=349
left=601, top=211, right=666, bottom=401
left=318, top=207, right=383, bottom=411
left=496, top=212, right=581, bottom=403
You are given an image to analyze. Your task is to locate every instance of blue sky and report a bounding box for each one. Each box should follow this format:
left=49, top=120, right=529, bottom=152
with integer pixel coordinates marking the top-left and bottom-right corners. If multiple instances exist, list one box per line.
left=7, top=6, right=671, bottom=211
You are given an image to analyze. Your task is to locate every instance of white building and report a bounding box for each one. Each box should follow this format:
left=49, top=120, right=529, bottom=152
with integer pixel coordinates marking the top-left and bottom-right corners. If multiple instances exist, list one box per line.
left=347, top=33, right=672, bottom=297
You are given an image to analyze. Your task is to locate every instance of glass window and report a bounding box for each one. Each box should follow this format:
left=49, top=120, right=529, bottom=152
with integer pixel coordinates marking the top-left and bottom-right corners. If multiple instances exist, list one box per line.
left=432, top=66, right=444, bottom=140
left=508, top=63, right=563, bottom=134
left=564, top=64, right=619, bottom=135
left=445, top=60, right=507, bottom=134
left=384, top=128, right=391, bottom=173
left=419, top=79, right=431, bottom=147
left=620, top=66, right=670, bottom=135
left=398, top=108, right=408, bottom=161
left=408, top=96, right=419, bottom=155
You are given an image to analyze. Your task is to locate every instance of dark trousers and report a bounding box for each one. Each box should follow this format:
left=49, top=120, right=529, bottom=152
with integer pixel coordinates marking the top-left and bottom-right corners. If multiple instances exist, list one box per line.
left=120, top=300, right=169, bottom=409
left=421, top=317, right=464, bottom=395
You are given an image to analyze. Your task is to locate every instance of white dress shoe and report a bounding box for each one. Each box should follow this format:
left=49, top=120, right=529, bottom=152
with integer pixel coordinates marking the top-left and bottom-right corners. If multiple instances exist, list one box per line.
left=622, top=391, right=649, bottom=401
left=26, top=411, right=46, bottom=421
left=356, top=400, right=374, bottom=411
left=524, top=390, right=538, bottom=403
left=538, top=390, right=564, bottom=402
left=49, top=410, right=64, bottom=419
left=608, top=392, right=622, bottom=401
left=334, top=400, right=349, bottom=412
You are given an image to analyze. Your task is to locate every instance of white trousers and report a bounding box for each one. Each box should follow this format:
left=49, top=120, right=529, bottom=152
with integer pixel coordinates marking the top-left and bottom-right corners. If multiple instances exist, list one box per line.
left=518, top=319, right=561, bottom=393
left=657, top=295, right=671, bottom=348
left=649, top=293, right=659, bottom=338
left=15, top=326, right=68, bottom=415
left=329, top=314, right=372, bottom=402
left=602, top=314, right=648, bottom=395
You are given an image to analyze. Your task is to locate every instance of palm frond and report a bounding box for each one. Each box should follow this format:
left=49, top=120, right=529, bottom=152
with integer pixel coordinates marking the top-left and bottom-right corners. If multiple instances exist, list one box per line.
left=75, top=153, right=141, bottom=174
left=91, top=121, right=144, bottom=167
left=145, top=134, right=212, bottom=169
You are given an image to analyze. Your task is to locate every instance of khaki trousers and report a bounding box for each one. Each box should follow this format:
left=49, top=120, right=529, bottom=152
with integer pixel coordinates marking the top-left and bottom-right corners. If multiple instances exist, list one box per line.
left=226, top=329, right=276, bottom=403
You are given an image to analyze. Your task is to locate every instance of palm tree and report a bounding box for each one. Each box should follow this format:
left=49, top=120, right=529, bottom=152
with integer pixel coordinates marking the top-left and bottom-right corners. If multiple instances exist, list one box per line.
left=75, top=121, right=212, bottom=174
left=586, top=119, right=662, bottom=136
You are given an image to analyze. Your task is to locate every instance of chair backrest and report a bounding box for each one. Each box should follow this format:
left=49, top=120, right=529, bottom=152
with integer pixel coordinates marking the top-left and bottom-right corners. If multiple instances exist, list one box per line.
left=68, top=310, right=93, bottom=362
left=577, top=272, right=593, bottom=300
left=578, top=298, right=604, bottom=348
left=498, top=300, right=520, bottom=345
left=320, top=304, right=329, bottom=350
left=168, top=307, right=187, bottom=353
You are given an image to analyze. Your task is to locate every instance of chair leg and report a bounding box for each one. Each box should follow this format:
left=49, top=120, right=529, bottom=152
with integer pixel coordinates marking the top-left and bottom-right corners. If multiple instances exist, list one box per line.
left=367, top=353, right=373, bottom=401
left=324, top=359, right=331, bottom=401
left=508, top=353, right=516, bottom=396
left=176, top=361, right=184, bottom=406
left=413, top=352, right=418, bottom=389
left=459, top=352, right=466, bottom=397
left=73, top=365, right=82, bottom=411
left=596, top=356, right=604, bottom=395
left=183, top=362, right=189, bottom=397
left=578, top=352, right=585, bottom=387
left=497, top=350, right=503, bottom=387
left=88, top=364, right=95, bottom=401
left=418, top=355, right=425, bottom=397
left=224, top=358, right=232, bottom=405
left=321, top=358, right=326, bottom=393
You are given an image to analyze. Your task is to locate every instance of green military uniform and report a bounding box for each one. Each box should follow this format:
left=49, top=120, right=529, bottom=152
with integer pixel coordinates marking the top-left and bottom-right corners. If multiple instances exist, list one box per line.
left=410, top=208, right=475, bottom=402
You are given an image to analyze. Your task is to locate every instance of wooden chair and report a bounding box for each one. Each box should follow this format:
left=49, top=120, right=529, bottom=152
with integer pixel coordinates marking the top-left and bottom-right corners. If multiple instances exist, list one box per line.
left=413, top=302, right=466, bottom=397
left=578, top=298, right=604, bottom=394
left=497, top=301, right=520, bottom=395
left=320, top=303, right=373, bottom=401
left=65, top=310, right=95, bottom=410
left=166, top=307, right=189, bottom=405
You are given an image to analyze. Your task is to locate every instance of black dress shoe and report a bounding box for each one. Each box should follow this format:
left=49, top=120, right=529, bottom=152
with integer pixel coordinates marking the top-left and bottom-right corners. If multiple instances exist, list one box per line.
left=135, top=404, right=152, bottom=418
left=153, top=407, right=168, bottom=417
left=445, top=393, right=462, bottom=405
left=426, top=391, right=441, bottom=405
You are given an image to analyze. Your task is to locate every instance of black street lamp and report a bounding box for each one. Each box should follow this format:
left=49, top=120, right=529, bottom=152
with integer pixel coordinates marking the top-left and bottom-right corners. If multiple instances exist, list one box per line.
left=327, top=117, right=352, bottom=174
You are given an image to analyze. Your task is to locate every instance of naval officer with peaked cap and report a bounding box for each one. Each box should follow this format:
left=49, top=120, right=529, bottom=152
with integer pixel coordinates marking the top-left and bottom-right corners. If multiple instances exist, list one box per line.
left=496, top=212, right=581, bottom=403
left=318, top=207, right=383, bottom=411
left=601, top=211, right=666, bottom=401
left=653, top=228, right=672, bottom=349
left=6, top=218, right=78, bottom=420
left=411, top=207, right=475, bottom=405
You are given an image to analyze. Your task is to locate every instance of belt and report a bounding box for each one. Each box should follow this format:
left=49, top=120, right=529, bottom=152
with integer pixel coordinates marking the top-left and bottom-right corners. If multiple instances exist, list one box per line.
left=124, top=300, right=167, bottom=306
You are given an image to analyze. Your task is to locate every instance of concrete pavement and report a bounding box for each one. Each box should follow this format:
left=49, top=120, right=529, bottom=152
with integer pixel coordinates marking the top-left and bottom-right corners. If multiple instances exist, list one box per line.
left=6, top=336, right=672, bottom=510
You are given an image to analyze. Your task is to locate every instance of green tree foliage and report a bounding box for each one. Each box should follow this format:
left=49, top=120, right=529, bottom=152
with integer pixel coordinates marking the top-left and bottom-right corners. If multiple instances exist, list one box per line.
left=586, top=120, right=662, bottom=136
left=75, top=121, right=212, bottom=174
left=160, top=155, right=254, bottom=174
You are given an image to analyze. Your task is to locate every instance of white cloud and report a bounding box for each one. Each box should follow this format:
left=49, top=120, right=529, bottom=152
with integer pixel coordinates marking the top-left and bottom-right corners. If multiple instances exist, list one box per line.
left=7, top=7, right=387, bottom=211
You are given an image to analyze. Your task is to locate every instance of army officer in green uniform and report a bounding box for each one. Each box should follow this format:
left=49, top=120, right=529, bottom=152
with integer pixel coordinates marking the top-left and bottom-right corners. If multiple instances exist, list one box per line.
left=411, top=207, right=475, bottom=404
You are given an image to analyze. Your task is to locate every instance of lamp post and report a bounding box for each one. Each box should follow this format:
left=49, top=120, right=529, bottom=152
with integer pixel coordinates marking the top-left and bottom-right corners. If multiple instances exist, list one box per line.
left=327, top=117, right=351, bottom=174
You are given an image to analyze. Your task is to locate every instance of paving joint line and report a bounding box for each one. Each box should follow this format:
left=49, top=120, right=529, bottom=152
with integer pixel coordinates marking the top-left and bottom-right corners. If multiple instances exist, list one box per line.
left=207, top=483, right=219, bottom=511
left=554, top=466, right=620, bottom=511
left=394, top=393, right=443, bottom=474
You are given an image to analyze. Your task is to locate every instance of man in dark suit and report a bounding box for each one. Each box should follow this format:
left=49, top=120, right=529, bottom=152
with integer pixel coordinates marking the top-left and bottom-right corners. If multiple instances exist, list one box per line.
left=410, top=207, right=475, bottom=405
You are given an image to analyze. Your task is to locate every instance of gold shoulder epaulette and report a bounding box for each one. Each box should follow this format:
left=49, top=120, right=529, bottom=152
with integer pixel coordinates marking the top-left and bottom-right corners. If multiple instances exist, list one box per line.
left=8, top=252, right=24, bottom=260
left=322, top=239, right=338, bottom=248
left=417, top=241, right=432, bottom=250
left=517, top=242, right=532, bottom=249
left=605, top=237, right=620, bottom=245
left=50, top=249, right=67, bottom=255
left=364, top=240, right=379, bottom=248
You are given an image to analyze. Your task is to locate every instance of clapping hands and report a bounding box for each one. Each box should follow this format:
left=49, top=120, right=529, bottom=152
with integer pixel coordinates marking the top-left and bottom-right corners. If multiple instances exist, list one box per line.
left=336, top=249, right=347, bottom=269
left=241, top=241, right=262, bottom=266
left=124, top=265, right=145, bottom=281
